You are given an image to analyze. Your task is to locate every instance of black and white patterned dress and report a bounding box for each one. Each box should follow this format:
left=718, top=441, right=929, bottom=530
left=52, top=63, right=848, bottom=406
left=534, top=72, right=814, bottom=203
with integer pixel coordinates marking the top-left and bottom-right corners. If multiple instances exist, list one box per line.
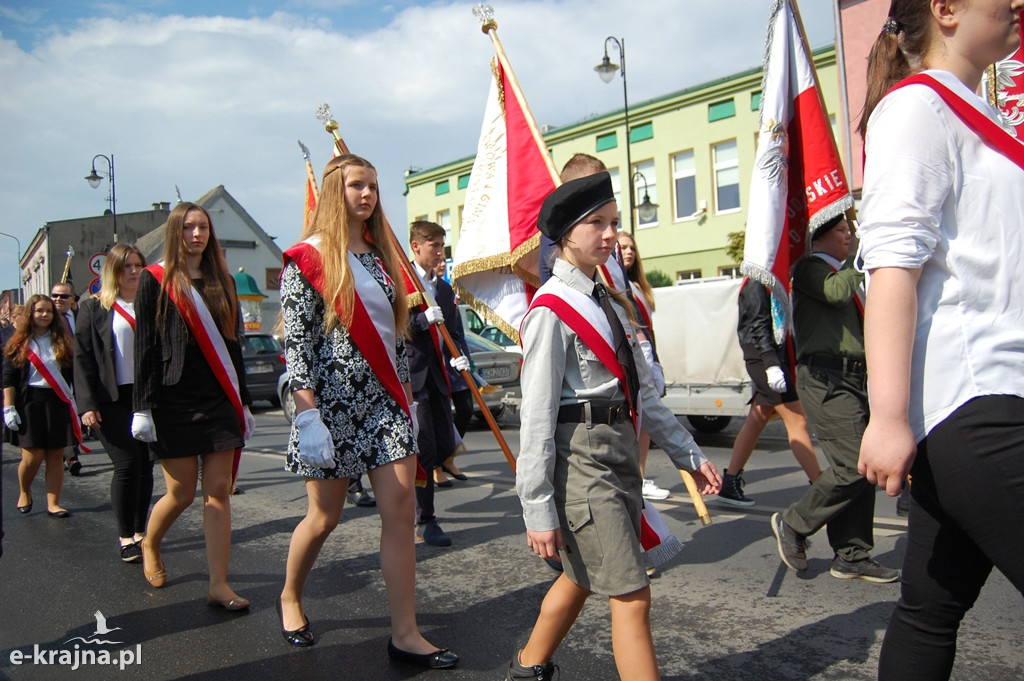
left=282, top=253, right=416, bottom=479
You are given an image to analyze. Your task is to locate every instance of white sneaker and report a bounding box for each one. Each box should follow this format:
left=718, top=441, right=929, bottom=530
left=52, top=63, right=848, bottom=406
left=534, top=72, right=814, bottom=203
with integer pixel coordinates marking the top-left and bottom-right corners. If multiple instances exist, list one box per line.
left=642, top=479, right=671, bottom=500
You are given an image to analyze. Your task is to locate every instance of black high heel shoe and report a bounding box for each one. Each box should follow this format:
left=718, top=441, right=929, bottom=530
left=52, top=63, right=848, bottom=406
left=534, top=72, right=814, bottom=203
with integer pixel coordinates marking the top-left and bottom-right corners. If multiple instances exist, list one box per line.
left=387, top=638, right=460, bottom=669
left=441, top=464, right=468, bottom=481
left=277, top=599, right=315, bottom=647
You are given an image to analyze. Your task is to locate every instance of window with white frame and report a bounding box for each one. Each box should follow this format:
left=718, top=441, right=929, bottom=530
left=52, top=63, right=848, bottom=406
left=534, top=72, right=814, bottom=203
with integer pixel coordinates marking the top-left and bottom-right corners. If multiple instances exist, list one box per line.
left=676, top=269, right=701, bottom=281
left=437, top=209, right=451, bottom=234
left=632, top=159, right=657, bottom=228
left=713, top=139, right=740, bottom=212
left=672, top=150, right=697, bottom=220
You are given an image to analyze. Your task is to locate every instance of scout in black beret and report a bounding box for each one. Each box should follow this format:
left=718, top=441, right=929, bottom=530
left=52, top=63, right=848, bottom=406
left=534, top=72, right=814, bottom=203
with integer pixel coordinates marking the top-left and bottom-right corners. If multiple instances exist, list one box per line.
left=811, top=213, right=847, bottom=242
left=537, top=172, right=616, bottom=243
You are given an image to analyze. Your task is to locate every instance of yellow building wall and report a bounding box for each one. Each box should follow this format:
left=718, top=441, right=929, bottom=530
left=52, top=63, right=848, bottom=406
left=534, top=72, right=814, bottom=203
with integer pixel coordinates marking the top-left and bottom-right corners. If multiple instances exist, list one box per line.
left=405, top=48, right=841, bottom=282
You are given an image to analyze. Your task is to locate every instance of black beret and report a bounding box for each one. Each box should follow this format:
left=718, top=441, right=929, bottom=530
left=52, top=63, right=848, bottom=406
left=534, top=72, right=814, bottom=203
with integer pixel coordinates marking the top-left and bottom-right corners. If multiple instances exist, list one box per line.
left=811, top=213, right=846, bottom=241
left=537, top=172, right=615, bottom=242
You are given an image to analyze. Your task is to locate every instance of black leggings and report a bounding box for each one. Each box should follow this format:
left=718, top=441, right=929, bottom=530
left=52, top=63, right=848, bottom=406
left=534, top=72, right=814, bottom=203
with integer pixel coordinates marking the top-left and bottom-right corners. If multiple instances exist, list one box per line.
left=97, top=387, right=154, bottom=538
left=878, top=395, right=1024, bottom=680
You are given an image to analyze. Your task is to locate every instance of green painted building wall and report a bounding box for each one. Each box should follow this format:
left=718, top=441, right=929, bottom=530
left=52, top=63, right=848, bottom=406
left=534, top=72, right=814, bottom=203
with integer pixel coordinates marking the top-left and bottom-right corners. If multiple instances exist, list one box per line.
left=405, top=47, right=842, bottom=282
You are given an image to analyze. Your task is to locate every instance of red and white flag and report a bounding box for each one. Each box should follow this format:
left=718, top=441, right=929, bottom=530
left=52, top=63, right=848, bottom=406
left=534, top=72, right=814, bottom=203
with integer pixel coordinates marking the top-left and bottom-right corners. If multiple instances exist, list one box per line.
left=984, top=10, right=1024, bottom=137
left=742, top=0, right=852, bottom=342
left=452, top=56, right=559, bottom=344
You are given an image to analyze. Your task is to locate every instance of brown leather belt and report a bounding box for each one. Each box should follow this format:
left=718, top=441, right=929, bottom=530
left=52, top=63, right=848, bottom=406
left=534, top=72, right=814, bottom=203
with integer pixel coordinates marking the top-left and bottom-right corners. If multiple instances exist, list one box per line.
left=557, top=402, right=631, bottom=425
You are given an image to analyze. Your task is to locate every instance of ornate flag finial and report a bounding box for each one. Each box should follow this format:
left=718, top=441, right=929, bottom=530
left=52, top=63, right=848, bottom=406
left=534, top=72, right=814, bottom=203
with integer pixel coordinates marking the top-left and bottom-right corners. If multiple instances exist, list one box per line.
left=314, top=103, right=332, bottom=125
left=472, top=3, right=496, bottom=33
left=298, top=140, right=311, bottom=161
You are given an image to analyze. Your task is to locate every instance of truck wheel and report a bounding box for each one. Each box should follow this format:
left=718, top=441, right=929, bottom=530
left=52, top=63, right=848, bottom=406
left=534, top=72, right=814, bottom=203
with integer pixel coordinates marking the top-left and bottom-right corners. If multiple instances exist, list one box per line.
left=687, top=415, right=731, bottom=433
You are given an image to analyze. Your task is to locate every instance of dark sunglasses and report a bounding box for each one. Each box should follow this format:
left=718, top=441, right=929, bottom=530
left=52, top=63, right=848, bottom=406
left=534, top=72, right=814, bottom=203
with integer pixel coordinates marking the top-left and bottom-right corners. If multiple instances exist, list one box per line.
left=51, top=293, right=72, bottom=300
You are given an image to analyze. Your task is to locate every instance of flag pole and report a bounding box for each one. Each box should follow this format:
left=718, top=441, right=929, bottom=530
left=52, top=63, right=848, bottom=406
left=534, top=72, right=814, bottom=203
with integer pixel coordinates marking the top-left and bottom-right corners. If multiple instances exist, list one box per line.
left=298, top=139, right=319, bottom=202
left=315, top=105, right=518, bottom=472
left=788, top=0, right=858, bottom=223
left=475, top=8, right=561, bottom=185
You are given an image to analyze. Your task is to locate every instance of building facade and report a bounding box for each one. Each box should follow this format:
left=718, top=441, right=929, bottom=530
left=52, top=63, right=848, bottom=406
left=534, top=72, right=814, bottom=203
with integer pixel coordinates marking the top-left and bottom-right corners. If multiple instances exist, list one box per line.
left=406, top=47, right=843, bottom=282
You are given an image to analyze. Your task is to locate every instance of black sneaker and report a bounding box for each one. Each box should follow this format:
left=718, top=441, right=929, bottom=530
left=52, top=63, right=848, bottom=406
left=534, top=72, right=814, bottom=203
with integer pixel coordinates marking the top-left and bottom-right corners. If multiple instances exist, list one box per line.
left=830, top=556, right=900, bottom=583
left=120, top=541, right=142, bottom=564
left=506, top=652, right=558, bottom=680
left=718, top=469, right=755, bottom=507
left=771, top=512, right=808, bottom=571
left=66, top=456, right=83, bottom=477
left=415, top=520, right=452, bottom=547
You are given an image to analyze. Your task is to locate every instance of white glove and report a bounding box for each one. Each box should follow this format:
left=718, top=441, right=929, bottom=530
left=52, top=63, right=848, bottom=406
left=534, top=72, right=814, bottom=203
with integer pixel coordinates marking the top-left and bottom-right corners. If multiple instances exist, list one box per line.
left=450, top=355, right=471, bottom=373
left=294, top=409, right=335, bottom=469
left=4, top=405, right=21, bottom=430
left=424, top=306, right=444, bottom=325
left=410, top=401, right=420, bottom=440
left=650, top=362, right=666, bottom=396
left=765, top=365, right=788, bottom=393
left=243, top=406, right=256, bottom=441
left=131, top=410, right=157, bottom=442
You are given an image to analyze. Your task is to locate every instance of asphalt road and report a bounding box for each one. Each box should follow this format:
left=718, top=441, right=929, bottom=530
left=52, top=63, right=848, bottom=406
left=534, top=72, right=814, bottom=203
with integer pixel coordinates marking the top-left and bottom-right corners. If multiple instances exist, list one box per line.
left=1, top=405, right=1020, bottom=681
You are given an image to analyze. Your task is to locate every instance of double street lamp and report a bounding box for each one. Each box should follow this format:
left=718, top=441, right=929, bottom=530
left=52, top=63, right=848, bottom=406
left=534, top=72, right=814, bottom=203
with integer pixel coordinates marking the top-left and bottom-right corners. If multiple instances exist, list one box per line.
left=595, top=36, right=636, bottom=234
left=633, top=171, right=659, bottom=225
left=84, top=153, right=118, bottom=243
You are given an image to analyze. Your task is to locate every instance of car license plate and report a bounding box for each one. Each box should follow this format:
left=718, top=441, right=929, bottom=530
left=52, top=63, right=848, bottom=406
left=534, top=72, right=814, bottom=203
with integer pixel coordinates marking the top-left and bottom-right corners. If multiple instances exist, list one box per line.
left=247, top=363, right=273, bottom=374
left=481, top=366, right=511, bottom=381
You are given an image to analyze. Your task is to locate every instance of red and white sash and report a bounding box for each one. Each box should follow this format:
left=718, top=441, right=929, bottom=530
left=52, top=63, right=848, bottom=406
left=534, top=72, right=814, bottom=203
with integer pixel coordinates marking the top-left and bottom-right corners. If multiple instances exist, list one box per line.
left=525, top=277, right=642, bottom=438
left=146, top=263, right=245, bottom=431
left=112, top=300, right=136, bottom=331
left=401, top=266, right=452, bottom=394
left=26, top=340, right=87, bottom=448
left=283, top=239, right=427, bottom=486
left=888, top=73, right=1024, bottom=173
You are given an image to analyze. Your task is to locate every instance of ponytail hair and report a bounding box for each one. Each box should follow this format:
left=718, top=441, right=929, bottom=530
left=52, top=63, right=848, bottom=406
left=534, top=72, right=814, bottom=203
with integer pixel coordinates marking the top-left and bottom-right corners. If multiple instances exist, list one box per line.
left=859, top=0, right=933, bottom=137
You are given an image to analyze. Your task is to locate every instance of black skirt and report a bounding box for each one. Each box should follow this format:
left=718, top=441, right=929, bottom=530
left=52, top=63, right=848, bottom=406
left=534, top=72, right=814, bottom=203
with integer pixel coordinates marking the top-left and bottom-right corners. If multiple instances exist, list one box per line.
left=13, top=386, right=75, bottom=450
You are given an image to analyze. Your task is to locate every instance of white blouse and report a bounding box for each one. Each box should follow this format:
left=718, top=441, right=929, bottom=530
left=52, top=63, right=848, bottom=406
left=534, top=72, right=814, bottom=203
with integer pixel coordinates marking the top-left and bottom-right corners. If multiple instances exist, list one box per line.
left=858, top=69, right=1024, bottom=441
left=112, top=298, right=135, bottom=386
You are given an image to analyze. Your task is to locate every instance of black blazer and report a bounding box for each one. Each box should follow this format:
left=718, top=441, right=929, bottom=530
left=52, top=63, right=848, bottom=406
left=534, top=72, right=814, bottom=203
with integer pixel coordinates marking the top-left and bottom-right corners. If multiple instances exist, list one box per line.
left=133, top=269, right=250, bottom=412
left=74, top=297, right=122, bottom=412
left=405, top=275, right=459, bottom=397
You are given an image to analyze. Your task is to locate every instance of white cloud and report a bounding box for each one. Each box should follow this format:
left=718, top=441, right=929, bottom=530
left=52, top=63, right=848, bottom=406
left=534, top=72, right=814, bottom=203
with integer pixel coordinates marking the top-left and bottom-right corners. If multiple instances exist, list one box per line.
left=0, top=0, right=836, bottom=284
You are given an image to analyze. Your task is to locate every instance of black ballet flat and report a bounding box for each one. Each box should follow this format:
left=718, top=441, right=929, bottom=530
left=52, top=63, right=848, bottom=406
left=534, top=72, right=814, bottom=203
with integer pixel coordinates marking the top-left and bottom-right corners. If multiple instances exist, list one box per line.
left=277, top=599, right=315, bottom=647
left=17, top=501, right=32, bottom=514
left=441, top=464, right=468, bottom=481
left=47, top=509, right=71, bottom=518
left=387, top=638, right=459, bottom=669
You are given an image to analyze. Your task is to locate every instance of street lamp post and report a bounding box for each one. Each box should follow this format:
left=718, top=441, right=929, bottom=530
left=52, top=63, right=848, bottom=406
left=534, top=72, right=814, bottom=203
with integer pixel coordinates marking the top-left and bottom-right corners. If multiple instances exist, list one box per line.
left=595, top=36, right=635, bottom=234
left=84, top=153, right=117, bottom=243
left=0, top=230, right=23, bottom=305
left=632, top=171, right=659, bottom=225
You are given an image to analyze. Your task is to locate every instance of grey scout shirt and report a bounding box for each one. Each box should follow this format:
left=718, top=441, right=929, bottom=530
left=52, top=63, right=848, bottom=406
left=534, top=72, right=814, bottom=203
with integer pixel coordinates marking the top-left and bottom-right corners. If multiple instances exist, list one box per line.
left=516, top=258, right=708, bottom=532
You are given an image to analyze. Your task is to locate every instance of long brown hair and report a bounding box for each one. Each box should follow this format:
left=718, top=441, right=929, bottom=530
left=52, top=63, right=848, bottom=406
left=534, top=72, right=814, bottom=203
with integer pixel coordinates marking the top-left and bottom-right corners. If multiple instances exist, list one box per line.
left=98, top=242, right=147, bottom=309
left=156, top=202, right=239, bottom=340
left=302, top=154, right=408, bottom=334
left=618, top=232, right=656, bottom=312
left=3, top=294, right=74, bottom=367
left=859, top=0, right=934, bottom=136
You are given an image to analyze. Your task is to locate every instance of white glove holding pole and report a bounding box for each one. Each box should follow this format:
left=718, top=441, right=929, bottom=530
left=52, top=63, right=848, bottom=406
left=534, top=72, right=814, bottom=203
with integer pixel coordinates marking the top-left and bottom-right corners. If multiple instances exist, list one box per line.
left=765, top=365, right=787, bottom=393
left=424, top=306, right=444, bottom=325
left=243, top=406, right=256, bottom=441
left=4, top=405, right=21, bottom=430
left=450, top=355, right=470, bottom=373
left=410, top=401, right=420, bottom=440
left=131, top=410, right=158, bottom=442
left=294, top=409, right=335, bottom=469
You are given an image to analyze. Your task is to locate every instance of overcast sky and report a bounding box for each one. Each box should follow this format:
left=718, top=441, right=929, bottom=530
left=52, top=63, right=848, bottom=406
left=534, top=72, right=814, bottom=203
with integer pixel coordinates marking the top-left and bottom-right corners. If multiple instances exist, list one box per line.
left=0, top=0, right=837, bottom=291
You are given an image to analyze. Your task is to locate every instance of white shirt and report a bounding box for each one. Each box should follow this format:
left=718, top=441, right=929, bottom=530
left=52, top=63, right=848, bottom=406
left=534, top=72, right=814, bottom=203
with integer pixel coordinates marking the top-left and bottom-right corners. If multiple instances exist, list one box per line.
left=26, top=335, right=56, bottom=388
left=858, top=69, right=1024, bottom=441
left=112, top=298, right=135, bottom=386
left=412, top=261, right=437, bottom=303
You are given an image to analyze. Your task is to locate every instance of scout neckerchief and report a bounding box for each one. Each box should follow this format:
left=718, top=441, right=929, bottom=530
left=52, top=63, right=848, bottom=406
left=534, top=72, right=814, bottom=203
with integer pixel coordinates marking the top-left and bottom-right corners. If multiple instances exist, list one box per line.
left=526, top=275, right=642, bottom=438
left=25, top=338, right=88, bottom=450
left=887, top=73, right=1024, bottom=173
left=112, top=299, right=136, bottom=331
left=401, top=264, right=452, bottom=395
left=282, top=238, right=427, bottom=486
left=146, top=263, right=245, bottom=434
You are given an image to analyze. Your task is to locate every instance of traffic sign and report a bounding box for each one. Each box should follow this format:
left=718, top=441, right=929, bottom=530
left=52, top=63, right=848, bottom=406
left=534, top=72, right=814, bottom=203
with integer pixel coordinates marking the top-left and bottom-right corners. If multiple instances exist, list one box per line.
left=89, top=277, right=101, bottom=295
left=89, top=252, right=107, bottom=276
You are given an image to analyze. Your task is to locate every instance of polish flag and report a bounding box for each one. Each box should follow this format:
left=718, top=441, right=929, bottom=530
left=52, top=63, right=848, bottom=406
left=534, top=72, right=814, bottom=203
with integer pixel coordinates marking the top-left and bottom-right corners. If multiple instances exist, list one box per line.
left=742, top=0, right=852, bottom=343
left=452, top=56, right=559, bottom=344
left=303, top=161, right=318, bottom=231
